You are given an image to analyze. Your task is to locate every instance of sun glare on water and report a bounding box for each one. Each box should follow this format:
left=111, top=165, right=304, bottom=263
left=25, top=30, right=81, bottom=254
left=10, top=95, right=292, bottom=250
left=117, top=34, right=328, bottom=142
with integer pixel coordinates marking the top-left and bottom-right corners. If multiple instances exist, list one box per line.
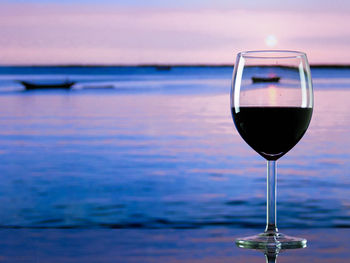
left=268, top=85, right=277, bottom=105
left=265, top=35, right=278, bottom=48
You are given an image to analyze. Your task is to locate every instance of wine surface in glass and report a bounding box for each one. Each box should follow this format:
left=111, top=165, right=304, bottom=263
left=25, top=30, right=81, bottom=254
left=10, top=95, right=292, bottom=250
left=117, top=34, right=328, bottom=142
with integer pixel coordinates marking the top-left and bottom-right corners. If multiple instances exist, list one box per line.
left=231, top=106, right=313, bottom=160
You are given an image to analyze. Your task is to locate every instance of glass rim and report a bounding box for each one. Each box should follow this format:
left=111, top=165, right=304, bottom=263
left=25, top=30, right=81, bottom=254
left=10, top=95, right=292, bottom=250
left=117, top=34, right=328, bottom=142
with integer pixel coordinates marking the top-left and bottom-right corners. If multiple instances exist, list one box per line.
left=238, top=50, right=307, bottom=59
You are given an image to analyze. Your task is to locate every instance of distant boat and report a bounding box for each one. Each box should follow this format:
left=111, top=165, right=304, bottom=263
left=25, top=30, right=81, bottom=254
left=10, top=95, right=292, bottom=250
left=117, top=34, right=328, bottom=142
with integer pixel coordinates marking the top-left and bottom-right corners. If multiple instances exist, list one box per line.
left=19, top=80, right=75, bottom=90
left=155, top=66, right=172, bottom=71
left=252, top=76, right=280, bottom=83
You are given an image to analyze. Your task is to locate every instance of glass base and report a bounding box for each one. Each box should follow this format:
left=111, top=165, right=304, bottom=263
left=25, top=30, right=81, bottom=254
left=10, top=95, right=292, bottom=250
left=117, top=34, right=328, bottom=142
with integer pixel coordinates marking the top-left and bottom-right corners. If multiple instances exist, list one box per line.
left=235, top=232, right=307, bottom=249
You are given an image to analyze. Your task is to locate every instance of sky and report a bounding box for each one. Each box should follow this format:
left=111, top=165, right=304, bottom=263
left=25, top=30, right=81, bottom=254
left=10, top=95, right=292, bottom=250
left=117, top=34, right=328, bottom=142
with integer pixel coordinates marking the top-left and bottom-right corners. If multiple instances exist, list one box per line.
left=1, top=0, right=350, bottom=65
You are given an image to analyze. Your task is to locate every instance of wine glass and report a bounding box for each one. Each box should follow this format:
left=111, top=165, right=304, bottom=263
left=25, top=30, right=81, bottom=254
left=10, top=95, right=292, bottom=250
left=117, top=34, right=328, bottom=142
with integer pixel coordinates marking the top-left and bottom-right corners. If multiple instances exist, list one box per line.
left=231, top=50, right=313, bottom=248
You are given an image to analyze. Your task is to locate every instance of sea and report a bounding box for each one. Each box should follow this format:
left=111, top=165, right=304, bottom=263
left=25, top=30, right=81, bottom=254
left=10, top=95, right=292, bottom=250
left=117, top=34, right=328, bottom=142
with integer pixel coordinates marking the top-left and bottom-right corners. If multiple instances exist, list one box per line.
left=0, top=65, right=349, bottom=230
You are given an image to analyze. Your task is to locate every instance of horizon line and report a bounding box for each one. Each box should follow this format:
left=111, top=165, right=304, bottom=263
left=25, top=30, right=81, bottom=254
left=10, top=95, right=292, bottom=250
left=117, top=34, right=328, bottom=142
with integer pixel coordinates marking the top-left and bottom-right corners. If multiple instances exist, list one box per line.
left=0, top=63, right=350, bottom=68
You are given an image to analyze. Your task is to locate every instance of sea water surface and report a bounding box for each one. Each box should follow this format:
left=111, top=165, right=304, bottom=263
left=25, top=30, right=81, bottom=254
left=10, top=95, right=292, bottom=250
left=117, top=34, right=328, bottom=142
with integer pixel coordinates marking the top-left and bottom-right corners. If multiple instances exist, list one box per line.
left=0, top=66, right=349, bottom=229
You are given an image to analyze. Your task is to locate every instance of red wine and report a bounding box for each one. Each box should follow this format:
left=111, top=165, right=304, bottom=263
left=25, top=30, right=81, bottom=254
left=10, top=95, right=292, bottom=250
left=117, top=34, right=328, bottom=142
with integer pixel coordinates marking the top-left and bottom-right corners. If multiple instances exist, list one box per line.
left=231, top=107, right=312, bottom=160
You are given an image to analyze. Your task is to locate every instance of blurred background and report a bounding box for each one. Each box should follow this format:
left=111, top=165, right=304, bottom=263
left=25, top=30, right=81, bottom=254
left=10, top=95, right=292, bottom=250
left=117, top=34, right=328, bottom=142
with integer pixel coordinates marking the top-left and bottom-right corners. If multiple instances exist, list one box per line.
left=1, top=0, right=350, bottom=65
left=1, top=0, right=350, bottom=262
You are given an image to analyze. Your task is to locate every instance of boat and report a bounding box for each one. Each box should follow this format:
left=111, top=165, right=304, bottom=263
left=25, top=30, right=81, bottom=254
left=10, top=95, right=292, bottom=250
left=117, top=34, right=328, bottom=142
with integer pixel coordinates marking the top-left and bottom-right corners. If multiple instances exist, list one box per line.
left=19, top=80, right=75, bottom=90
left=252, top=76, right=280, bottom=83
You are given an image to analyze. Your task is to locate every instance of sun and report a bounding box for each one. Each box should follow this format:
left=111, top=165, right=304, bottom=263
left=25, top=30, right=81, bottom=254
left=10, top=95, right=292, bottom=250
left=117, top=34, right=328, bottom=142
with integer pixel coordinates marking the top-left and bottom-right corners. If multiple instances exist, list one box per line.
left=265, top=35, right=278, bottom=48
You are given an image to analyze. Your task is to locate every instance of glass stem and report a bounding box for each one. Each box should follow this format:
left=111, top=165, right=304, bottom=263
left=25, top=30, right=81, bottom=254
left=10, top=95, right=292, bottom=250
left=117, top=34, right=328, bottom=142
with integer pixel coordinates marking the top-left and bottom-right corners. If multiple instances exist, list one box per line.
left=265, top=253, right=277, bottom=263
left=265, top=160, right=278, bottom=234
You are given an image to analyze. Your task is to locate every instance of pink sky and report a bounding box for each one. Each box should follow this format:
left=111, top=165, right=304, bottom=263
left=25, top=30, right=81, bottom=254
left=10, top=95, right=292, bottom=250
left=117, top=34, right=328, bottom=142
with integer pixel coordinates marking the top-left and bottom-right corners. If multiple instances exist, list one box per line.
left=0, top=3, right=350, bottom=64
